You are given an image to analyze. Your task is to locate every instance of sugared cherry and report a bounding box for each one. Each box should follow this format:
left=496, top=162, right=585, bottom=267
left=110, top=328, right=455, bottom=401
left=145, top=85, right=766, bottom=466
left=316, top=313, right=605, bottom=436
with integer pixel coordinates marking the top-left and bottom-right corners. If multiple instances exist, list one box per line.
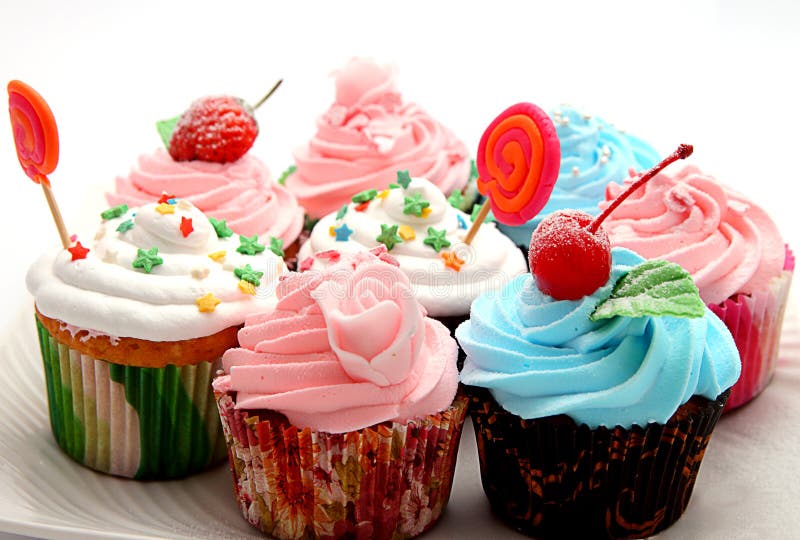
left=529, top=144, right=693, bottom=300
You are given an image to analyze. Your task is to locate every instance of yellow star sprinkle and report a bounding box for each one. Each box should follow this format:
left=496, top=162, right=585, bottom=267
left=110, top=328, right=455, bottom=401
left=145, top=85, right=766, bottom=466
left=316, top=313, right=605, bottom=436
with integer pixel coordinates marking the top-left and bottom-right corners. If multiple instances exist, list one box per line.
left=196, top=293, right=221, bottom=313
left=377, top=189, right=390, bottom=200
left=329, top=226, right=336, bottom=237
left=155, top=203, right=175, bottom=215
left=421, top=207, right=432, bottom=218
left=238, top=280, right=257, bottom=295
left=208, top=250, right=226, bottom=262
left=398, top=225, right=416, bottom=241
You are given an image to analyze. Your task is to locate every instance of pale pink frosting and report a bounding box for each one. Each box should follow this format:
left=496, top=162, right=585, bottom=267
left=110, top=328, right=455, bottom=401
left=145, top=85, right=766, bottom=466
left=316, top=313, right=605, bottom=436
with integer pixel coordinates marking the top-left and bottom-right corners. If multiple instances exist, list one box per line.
left=213, top=248, right=459, bottom=433
left=286, top=58, right=470, bottom=218
left=107, top=149, right=304, bottom=246
left=600, top=165, right=785, bottom=305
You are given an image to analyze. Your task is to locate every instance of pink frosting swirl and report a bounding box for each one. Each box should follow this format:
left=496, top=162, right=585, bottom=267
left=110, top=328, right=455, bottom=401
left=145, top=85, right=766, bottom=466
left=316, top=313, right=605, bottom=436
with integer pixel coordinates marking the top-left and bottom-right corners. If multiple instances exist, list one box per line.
left=213, top=248, right=459, bottom=433
left=107, top=149, right=304, bottom=245
left=286, top=58, right=470, bottom=218
left=600, top=165, right=785, bottom=304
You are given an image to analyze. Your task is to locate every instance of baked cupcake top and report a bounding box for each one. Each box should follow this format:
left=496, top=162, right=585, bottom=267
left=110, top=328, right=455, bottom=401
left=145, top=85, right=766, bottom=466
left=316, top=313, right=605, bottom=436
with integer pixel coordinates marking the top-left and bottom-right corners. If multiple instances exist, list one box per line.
left=27, top=199, right=287, bottom=341
left=458, top=247, right=740, bottom=429
left=600, top=165, right=786, bottom=304
left=213, top=248, right=459, bottom=433
left=286, top=58, right=470, bottom=219
left=498, top=106, right=658, bottom=245
left=108, top=149, right=304, bottom=246
left=297, top=176, right=527, bottom=317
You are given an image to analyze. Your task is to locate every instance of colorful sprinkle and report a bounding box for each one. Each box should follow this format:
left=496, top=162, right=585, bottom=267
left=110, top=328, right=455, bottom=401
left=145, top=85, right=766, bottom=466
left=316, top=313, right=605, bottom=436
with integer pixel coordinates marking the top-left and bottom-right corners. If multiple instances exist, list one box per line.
left=423, top=227, right=451, bottom=252
left=238, top=280, right=257, bottom=295
left=335, top=204, right=349, bottom=220
left=316, top=250, right=341, bottom=263
left=167, top=198, right=177, bottom=205
left=100, top=204, right=128, bottom=220
left=269, top=237, right=285, bottom=258
left=377, top=189, right=390, bottom=200
left=329, top=226, right=336, bottom=237
left=158, top=193, right=176, bottom=204
left=155, top=203, right=175, bottom=215
left=457, top=214, right=468, bottom=229
left=421, top=207, right=432, bottom=219
left=237, top=235, right=266, bottom=256
left=277, top=164, right=296, bottom=186
left=67, top=241, right=90, bottom=261
left=470, top=159, right=479, bottom=181
left=441, top=250, right=465, bottom=272
left=333, top=223, right=354, bottom=242
left=70, top=234, right=77, bottom=242
left=398, top=225, right=416, bottom=241
left=447, top=190, right=464, bottom=209
left=354, top=201, right=371, bottom=212
left=208, top=250, right=226, bottom=262
left=396, top=170, right=412, bottom=189
left=132, top=247, right=163, bottom=273
left=352, top=189, right=378, bottom=203
left=209, top=217, right=233, bottom=238
left=196, top=293, right=221, bottom=313
left=234, top=264, right=264, bottom=286
left=388, top=183, right=400, bottom=189
left=116, top=219, right=134, bottom=233
left=180, top=216, right=194, bottom=237
left=299, top=256, right=314, bottom=271
left=403, top=193, right=430, bottom=217
left=376, top=224, right=403, bottom=251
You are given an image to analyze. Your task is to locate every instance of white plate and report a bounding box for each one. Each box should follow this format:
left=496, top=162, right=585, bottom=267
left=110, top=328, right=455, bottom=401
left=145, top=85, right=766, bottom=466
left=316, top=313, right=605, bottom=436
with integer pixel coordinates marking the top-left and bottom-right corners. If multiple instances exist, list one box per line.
left=1, top=297, right=798, bottom=540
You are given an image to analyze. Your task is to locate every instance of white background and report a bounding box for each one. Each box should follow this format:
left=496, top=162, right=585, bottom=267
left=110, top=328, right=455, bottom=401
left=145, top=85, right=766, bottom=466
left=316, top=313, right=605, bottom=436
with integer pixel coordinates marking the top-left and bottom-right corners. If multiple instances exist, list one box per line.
left=0, top=1, right=798, bottom=538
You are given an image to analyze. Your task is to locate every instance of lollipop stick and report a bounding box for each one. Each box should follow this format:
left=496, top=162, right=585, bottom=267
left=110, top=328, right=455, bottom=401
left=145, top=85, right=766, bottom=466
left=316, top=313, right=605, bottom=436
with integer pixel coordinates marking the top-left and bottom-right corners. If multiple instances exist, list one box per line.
left=40, top=180, right=70, bottom=248
left=464, top=200, right=491, bottom=245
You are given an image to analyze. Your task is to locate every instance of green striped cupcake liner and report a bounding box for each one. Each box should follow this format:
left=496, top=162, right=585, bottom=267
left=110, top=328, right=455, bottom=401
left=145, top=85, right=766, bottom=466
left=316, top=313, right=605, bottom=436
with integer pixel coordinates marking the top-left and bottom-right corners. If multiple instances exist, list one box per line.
left=36, top=318, right=227, bottom=479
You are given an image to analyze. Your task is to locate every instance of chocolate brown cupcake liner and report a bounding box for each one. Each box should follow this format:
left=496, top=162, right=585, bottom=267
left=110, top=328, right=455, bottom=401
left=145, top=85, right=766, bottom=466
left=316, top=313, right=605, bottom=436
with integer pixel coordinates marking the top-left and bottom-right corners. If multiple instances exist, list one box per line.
left=215, top=390, right=468, bottom=540
left=467, top=386, right=729, bottom=539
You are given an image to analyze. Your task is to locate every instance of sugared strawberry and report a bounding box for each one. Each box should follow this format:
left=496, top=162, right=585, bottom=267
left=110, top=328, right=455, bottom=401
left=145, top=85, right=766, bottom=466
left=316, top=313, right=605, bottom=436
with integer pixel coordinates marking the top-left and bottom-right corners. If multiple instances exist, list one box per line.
left=168, top=96, right=258, bottom=164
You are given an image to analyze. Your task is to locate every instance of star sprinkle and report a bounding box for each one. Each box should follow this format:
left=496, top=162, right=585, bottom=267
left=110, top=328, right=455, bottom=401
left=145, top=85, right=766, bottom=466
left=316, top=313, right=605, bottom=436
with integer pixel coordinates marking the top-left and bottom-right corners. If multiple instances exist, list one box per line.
left=269, top=237, right=285, bottom=257
left=208, top=250, right=226, bottom=262
left=329, top=226, right=336, bottom=237
left=196, top=293, right=221, bottom=313
left=155, top=203, right=175, bottom=215
left=421, top=207, right=432, bottom=219
left=441, top=250, right=465, bottom=272
left=100, top=204, right=128, bottom=220
left=423, top=227, right=451, bottom=252
left=376, top=224, right=403, bottom=251
left=132, top=247, right=163, bottom=273
left=333, top=223, right=354, bottom=242
left=299, top=257, right=315, bottom=271
left=398, top=225, right=416, bottom=241
left=237, top=235, right=265, bottom=256
left=158, top=193, right=176, bottom=204
left=447, top=190, right=464, bottom=209
left=336, top=204, right=349, bottom=220
left=470, top=159, right=479, bottom=181
left=457, top=214, right=468, bottom=230
left=116, top=219, right=134, bottom=233
left=238, top=280, right=257, bottom=295
left=403, top=193, right=430, bottom=217
left=316, top=250, right=341, bottom=263
left=396, top=170, right=412, bottom=189
left=377, top=189, right=390, bottom=200
left=67, top=241, right=90, bottom=261
left=354, top=201, right=371, bottom=212
left=209, top=217, right=233, bottom=238
left=234, top=264, right=264, bottom=286
left=180, top=217, right=194, bottom=238
left=352, top=189, right=378, bottom=204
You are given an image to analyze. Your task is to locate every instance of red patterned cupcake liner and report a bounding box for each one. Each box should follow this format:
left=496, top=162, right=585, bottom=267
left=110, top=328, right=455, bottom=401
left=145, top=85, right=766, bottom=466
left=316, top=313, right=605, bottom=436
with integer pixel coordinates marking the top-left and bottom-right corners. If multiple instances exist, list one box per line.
left=215, top=390, right=468, bottom=540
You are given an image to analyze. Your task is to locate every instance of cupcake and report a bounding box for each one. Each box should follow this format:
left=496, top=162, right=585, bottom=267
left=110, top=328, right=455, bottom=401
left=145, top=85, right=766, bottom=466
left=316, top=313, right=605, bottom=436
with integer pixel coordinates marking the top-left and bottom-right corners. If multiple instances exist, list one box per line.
left=213, top=248, right=467, bottom=539
left=600, top=165, right=793, bottom=411
left=296, top=175, right=527, bottom=361
left=285, top=58, right=473, bottom=220
left=107, top=95, right=305, bottom=265
left=497, top=105, right=659, bottom=249
left=457, top=247, right=740, bottom=539
left=26, top=199, right=287, bottom=479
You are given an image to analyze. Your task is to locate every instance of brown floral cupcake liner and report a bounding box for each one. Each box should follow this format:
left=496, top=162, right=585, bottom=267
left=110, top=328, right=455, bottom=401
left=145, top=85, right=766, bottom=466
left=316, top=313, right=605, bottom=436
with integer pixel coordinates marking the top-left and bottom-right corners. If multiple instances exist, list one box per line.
left=467, top=386, right=729, bottom=540
left=215, top=391, right=468, bottom=540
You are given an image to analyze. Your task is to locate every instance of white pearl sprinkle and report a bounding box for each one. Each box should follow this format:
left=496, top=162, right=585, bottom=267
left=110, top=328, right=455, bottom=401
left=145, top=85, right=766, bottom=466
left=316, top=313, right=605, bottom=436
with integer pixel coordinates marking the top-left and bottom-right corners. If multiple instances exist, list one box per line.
left=571, top=166, right=580, bottom=177
left=191, top=267, right=210, bottom=280
left=94, top=227, right=106, bottom=241
left=102, top=248, right=117, bottom=264
left=602, top=145, right=611, bottom=156
left=600, top=156, right=609, bottom=164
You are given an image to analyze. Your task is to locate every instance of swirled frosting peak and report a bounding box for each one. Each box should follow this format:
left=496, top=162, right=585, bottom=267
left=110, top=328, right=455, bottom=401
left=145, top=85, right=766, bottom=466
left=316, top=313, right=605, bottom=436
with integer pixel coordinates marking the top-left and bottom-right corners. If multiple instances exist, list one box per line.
left=214, top=249, right=459, bottom=433
left=108, top=149, right=304, bottom=245
left=27, top=200, right=287, bottom=341
left=600, top=165, right=785, bottom=305
left=286, top=58, right=470, bottom=218
left=457, top=248, right=740, bottom=429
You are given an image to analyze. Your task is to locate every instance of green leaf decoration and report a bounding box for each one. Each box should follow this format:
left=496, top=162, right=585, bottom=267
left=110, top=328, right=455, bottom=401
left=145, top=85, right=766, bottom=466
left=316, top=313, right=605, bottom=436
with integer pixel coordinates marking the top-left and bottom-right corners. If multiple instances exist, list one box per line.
left=156, top=115, right=180, bottom=148
left=590, top=260, right=706, bottom=321
left=277, top=164, right=296, bottom=186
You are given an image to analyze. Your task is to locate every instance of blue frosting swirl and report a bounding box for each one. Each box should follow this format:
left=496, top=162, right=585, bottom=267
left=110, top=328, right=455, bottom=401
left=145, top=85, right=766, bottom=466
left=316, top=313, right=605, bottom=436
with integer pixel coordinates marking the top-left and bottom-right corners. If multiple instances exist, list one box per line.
left=456, top=248, right=740, bottom=429
left=498, top=106, right=659, bottom=247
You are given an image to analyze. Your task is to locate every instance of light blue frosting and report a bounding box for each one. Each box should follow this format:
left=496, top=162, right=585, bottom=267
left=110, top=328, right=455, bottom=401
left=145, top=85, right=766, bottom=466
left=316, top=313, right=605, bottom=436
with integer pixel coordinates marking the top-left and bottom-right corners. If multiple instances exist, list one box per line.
left=457, top=248, right=740, bottom=429
left=497, top=106, right=660, bottom=247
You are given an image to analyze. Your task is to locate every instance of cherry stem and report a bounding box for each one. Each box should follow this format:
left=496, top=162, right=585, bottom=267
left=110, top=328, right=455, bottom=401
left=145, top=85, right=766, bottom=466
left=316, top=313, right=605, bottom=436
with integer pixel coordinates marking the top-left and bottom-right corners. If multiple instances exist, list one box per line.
left=587, top=143, right=694, bottom=234
left=252, top=79, right=283, bottom=109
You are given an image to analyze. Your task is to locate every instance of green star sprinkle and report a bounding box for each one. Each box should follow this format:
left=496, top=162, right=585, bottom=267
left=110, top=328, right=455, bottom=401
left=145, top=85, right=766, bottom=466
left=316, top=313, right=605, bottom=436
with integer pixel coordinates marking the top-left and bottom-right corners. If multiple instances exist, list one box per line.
left=470, top=204, right=495, bottom=223
left=447, top=190, right=464, bottom=209
left=132, top=247, right=163, bottom=273
left=234, top=264, right=264, bottom=286
left=403, top=193, right=430, bottom=217
left=352, top=189, right=378, bottom=204
left=209, top=217, right=233, bottom=238
left=237, top=235, right=266, bottom=256
left=277, top=164, right=297, bottom=186
left=423, top=227, right=451, bottom=252
left=101, top=204, right=128, bottom=220
left=376, top=224, right=403, bottom=251
left=388, top=183, right=401, bottom=189
left=470, top=159, right=479, bottom=181
left=396, top=170, right=412, bottom=189
left=116, top=219, right=134, bottom=233
left=269, top=236, right=285, bottom=258
left=335, top=204, right=349, bottom=220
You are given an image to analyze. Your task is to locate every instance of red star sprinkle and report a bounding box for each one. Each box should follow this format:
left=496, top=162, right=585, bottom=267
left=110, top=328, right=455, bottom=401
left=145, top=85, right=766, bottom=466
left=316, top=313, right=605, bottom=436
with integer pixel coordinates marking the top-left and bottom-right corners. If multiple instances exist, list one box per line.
left=180, top=216, right=194, bottom=238
left=158, top=192, right=176, bottom=204
left=67, top=241, right=90, bottom=261
left=354, top=201, right=371, bottom=212
left=299, top=257, right=315, bottom=271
